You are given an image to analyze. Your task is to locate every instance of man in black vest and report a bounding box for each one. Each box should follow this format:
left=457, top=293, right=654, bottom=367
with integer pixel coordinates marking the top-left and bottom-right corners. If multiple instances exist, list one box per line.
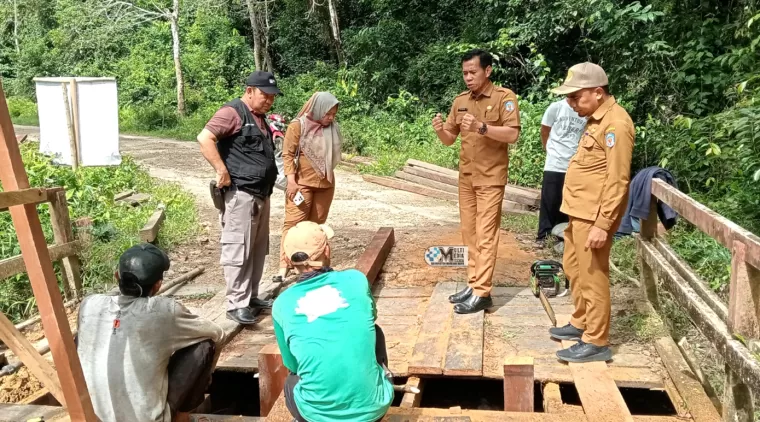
left=197, top=71, right=282, bottom=325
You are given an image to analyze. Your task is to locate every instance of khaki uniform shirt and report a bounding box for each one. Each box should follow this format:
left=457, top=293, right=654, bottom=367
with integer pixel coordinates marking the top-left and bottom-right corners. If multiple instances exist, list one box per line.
left=444, top=82, right=521, bottom=186
left=561, top=97, right=635, bottom=231
left=282, top=119, right=333, bottom=189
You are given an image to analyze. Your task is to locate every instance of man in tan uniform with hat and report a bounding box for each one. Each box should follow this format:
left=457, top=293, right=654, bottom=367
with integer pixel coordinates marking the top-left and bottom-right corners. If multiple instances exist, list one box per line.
left=431, top=49, right=521, bottom=314
left=547, top=63, right=635, bottom=363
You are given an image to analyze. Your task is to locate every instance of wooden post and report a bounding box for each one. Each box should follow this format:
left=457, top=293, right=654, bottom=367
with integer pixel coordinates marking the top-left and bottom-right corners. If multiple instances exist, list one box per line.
left=0, top=79, right=97, bottom=420
left=69, top=78, right=81, bottom=164
left=400, top=376, right=424, bottom=408
left=637, top=199, right=660, bottom=310
left=61, top=83, right=79, bottom=170
left=503, top=357, right=534, bottom=412
left=723, top=241, right=759, bottom=422
left=258, top=344, right=289, bottom=417
left=48, top=190, right=83, bottom=299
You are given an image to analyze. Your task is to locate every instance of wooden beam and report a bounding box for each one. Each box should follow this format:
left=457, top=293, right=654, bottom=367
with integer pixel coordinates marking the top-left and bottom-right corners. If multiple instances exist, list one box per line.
left=654, top=337, right=721, bottom=422
left=0, top=188, right=46, bottom=209
left=653, top=238, right=727, bottom=322
left=48, top=190, right=82, bottom=299
left=61, top=83, right=78, bottom=170
left=637, top=237, right=760, bottom=397
left=443, top=307, right=484, bottom=376
left=69, top=79, right=81, bottom=167
left=139, top=209, right=166, bottom=243
left=677, top=337, right=722, bottom=414
left=651, top=179, right=760, bottom=270
left=400, top=377, right=424, bottom=408
left=637, top=200, right=660, bottom=311
left=555, top=316, right=633, bottom=422
left=542, top=382, right=563, bottom=414
left=408, top=282, right=458, bottom=374
left=258, top=344, right=289, bottom=417
left=402, top=165, right=458, bottom=186
left=395, top=170, right=459, bottom=194
left=355, top=227, right=395, bottom=286
left=503, top=357, right=534, bottom=412
left=363, top=174, right=458, bottom=202
left=0, top=241, right=81, bottom=281
left=0, top=80, right=96, bottom=420
left=0, top=312, right=65, bottom=405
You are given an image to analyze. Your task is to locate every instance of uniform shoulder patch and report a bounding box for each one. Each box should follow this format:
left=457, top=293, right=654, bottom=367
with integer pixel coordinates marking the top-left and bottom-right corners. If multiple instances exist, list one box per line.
left=605, top=132, right=616, bottom=148
left=504, top=100, right=516, bottom=113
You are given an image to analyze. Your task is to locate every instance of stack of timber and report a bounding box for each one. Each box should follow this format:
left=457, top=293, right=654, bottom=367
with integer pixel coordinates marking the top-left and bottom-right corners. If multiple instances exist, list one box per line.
left=362, top=159, right=540, bottom=215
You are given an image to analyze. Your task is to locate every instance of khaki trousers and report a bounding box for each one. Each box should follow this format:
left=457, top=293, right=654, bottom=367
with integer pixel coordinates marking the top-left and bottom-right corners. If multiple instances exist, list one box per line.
left=279, top=186, right=335, bottom=269
left=220, top=188, right=270, bottom=311
left=563, top=217, right=613, bottom=346
left=458, top=177, right=505, bottom=297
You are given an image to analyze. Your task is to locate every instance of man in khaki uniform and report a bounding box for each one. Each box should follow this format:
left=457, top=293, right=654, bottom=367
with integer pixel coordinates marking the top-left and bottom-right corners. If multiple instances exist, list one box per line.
left=432, top=49, right=521, bottom=314
left=547, top=63, right=635, bottom=363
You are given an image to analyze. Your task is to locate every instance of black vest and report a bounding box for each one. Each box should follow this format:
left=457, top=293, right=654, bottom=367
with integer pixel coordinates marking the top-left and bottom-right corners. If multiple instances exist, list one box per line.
left=217, top=99, right=277, bottom=198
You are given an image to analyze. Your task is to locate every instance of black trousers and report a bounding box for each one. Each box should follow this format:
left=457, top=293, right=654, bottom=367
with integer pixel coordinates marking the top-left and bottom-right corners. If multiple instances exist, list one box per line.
left=167, top=340, right=216, bottom=415
left=537, top=171, right=569, bottom=241
left=284, top=325, right=389, bottom=422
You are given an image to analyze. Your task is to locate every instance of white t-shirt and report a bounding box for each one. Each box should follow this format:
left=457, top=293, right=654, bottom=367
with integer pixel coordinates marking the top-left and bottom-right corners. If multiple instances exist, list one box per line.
left=541, top=99, right=587, bottom=173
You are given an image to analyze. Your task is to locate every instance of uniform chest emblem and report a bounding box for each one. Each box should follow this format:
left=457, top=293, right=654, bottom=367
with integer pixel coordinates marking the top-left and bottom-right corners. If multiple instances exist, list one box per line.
left=605, top=133, right=616, bottom=148
left=505, top=101, right=515, bottom=112
left=486, top=105, right=492, bottom=111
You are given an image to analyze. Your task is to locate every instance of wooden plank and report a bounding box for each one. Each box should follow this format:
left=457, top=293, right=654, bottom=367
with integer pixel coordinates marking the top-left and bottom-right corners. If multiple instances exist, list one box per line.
left=677, top=337, right=722, bottom=413
left=651, top=178, right=760, bottom=270
left=395, top=170, right=459, bottom=194
left=0, top=188, right=46, bottom=209
left=191, top=415, right=262, bottom=421
left=258, top=344, right=288, bottom=417
left=654, top=337, right=721, bottom=422
left=69, top=79, right=82, bottom=167
left=373, top=286, right=433, bottom=298
left=139, top=208, right=166, bottom=243
left=356, top=227, right=395, bottom=286
left=402, top=165, right=459, bottom=186
left=382, top=407, right=589, bottom=421
left=0, top=404, right=68, bottom=421
left=48, top=190, right=82, bottom=299
left=555, top=316, right=632, bottom=422
left=443, top=309, right=484, bottom=376
left=503, top=356, right=534, bottom=412
left=400, top=376, right=424, bottom=408
left=638, top=237, right=760, bottom=396
left=654, top=238, right=727, bottom=322
left=0, top=80, right=96, bottom=420
left=364, top=174, right=458, bottom=202
left=61, top=82, right=79, bottom=169
left=542, top=382, right=563, bottom=413
left=661, top=374, right=690, bottom=418
left=406, top=158, right=459, bottom=177
left=0, top=312, right=65, bottom=405
left=408, top=282, right=458, bottom=374
left=0, top=240, right=81, bottom=281
left=114, top=189, right=135, bottom=201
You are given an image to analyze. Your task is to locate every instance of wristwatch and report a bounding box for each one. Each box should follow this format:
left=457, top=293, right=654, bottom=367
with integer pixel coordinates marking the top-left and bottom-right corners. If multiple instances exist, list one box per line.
left=478, top=122, right=488, bottom=135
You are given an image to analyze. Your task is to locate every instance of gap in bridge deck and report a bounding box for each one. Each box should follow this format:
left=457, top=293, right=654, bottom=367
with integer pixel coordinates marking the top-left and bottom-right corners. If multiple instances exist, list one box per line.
left=417, top=377, right=544, bottom=413
left=558, top=382, right=678, bottom=416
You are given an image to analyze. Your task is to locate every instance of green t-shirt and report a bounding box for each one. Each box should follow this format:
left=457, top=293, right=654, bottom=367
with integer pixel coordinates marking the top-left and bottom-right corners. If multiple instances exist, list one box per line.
left=272, top=269, right=394, bottom=422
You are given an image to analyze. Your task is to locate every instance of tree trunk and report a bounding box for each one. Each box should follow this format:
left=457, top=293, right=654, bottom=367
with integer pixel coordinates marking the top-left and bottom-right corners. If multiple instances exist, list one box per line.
left=245, top=0, right=263, bottom=70
left=170, top=0, right=186, bottom=116
left=327, top=0, right=344, bottom=65
left=262, top=0, right=274, bottom=71
left=13, top=0, right=19, bottom=54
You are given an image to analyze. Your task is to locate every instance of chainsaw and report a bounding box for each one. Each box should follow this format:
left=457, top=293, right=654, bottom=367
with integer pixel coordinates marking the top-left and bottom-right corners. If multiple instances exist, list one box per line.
left=529, top=260, right=565, bottom=327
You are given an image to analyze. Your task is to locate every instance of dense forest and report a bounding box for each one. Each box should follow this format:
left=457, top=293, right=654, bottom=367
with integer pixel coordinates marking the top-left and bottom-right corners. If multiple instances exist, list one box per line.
left=1, top=0, right=759, bottom=291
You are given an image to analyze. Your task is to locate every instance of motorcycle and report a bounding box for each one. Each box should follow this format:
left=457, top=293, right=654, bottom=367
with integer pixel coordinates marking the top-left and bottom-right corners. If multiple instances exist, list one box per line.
left=266, top=113, right=288, bottom=191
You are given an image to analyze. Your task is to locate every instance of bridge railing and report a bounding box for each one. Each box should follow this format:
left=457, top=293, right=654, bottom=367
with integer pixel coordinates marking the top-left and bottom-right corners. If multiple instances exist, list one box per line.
left=636, top=179, right=760, bottom=421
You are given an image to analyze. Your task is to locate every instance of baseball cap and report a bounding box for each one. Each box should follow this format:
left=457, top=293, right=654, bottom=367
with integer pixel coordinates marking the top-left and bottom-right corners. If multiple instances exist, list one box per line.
left=551, top=62, right=609, bottom=95
left=283, top=221, right=335, bottom=267
left=245, top=70, right=282, bottom=95
left=118, top=243, right=170, bottom=287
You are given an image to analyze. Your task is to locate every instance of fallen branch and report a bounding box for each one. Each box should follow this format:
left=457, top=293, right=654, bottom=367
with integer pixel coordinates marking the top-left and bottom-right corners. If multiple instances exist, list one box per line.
left=610, top=260, right=640, bottom=286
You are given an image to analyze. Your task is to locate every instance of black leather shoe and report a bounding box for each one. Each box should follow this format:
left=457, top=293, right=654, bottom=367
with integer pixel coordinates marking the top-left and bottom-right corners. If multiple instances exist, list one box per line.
left=549, top=323, right=584, bottom=341
left=249, top=297, right=273, bottom=309
left=556, top=341, right=612, bottom=363
left=453, top=294, right=492, bottom=314
left=226, top=308, right=258, bottom=325
left=449, top=287, right=473, bottom=304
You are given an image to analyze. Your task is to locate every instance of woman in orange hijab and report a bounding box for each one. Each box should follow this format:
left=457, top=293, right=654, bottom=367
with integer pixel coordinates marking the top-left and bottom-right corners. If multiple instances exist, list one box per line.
left=276, top=92, right=342, bottom=282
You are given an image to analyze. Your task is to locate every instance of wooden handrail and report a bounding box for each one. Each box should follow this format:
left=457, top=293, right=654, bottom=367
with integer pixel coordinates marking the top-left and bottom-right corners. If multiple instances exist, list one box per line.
left=651, top=179, right=760, bottom=270
left=0, top=187, right=65, bottom=212
left=0, top=241, right=81, bottom=281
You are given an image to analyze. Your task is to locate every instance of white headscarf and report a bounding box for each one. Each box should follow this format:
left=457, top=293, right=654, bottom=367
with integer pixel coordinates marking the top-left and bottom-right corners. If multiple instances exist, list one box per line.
left=295, top=92, right=343, bottom=183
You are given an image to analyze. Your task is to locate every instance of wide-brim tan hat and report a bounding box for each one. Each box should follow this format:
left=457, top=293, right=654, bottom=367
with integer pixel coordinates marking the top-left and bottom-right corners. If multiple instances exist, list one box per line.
left=551, top=62, right=609, bottom=95
left=283, top=221, right=335, bottom=266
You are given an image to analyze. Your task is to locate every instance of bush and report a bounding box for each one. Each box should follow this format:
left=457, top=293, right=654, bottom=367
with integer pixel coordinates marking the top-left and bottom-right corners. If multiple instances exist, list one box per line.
left=0, top=143, right=199, bottom=322
left=7, top=96, right=39, bottom=126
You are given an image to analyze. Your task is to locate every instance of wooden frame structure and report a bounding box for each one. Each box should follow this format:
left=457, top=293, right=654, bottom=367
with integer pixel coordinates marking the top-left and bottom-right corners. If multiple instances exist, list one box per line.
left=637, top=179, right=760, bottom=422
left=0, top=80, right=96, bottom=420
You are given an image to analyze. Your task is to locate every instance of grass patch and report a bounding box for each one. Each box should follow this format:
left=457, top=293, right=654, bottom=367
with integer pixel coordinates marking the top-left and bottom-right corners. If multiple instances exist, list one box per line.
left=501, top=213, right=539, bottom=235
left=611, top=311, right=667, bottom=344
left=0, top=143, right=199, bottom=322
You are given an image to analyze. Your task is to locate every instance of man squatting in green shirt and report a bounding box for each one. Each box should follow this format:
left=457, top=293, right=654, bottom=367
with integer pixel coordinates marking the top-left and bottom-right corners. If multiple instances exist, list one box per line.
left=272, top=221, right=395, bottom=422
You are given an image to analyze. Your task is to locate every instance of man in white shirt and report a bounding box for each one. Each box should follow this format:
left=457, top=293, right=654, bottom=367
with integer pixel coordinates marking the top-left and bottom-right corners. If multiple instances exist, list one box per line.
left=537, top=99, right=587, bottom=243
left=77, top=244, right=225, bottom=422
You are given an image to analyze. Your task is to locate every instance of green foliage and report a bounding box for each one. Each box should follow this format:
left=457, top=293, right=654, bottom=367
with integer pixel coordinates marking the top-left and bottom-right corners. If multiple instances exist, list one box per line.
left=6, top=96, right=38, bottom=126
left=0, top=144, right=198, bottom=323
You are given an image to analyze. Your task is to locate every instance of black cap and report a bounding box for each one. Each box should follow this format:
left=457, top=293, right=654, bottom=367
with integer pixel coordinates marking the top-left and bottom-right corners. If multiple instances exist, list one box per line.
left=245, top=71, right=282, bottom=95
left=118, top=243, right=170, bottom=287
